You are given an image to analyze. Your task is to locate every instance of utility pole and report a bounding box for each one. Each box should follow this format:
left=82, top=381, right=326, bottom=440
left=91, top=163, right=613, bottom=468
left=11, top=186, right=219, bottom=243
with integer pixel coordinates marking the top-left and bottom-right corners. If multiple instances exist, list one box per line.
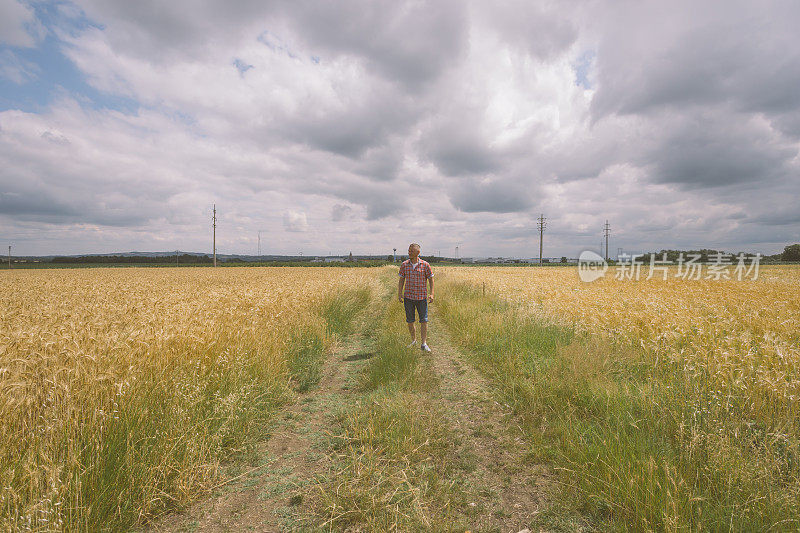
left=455, top=242, right=461, bottom=260
left=537, top=214, right=546, bottom=265
left=603, top=220, right=611, bottom=261
left=212, top=204, right=217, bottom=267
left=393, top=248, right=396, bottom=262
left=7, top=245, right=10, bottom=269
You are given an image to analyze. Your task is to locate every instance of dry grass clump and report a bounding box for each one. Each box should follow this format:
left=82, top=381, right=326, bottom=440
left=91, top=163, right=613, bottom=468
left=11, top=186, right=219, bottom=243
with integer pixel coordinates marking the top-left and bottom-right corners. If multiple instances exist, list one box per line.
left=0, top=267, right=380, bottom=531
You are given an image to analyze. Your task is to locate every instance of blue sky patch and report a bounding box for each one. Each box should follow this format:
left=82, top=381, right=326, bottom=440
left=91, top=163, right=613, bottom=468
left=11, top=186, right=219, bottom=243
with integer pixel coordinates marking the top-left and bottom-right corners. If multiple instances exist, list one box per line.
left=233, top=58, right=254, bottom=76
left=0, top=1, right=139, bottom=114
left=573, top=49, right=595, bottom=90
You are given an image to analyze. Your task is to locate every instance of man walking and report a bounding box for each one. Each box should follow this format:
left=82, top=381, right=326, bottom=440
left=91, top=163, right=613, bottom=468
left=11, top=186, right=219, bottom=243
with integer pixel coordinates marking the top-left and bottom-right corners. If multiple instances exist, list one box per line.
left=398, top=243, right=434, bottom=352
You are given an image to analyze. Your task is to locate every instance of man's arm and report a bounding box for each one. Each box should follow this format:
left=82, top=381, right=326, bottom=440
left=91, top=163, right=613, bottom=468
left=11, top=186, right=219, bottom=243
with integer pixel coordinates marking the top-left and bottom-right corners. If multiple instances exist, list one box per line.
left=398, top=276, right=405, bottom=302
left=428, top=277, right=434, bottom=302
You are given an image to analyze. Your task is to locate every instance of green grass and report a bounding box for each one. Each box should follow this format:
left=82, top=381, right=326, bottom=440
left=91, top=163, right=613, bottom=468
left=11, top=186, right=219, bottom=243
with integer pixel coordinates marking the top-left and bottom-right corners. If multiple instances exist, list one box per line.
left=436, top=280, right=800, bottom=532
left=286, top=325, right=327, bottom=393
left=288, top=288, right=372, bottom=392
left=321, top=287, right=372, bottom=337
left=315, top=277, right=466, bottom=531
left=59, top=330, right=293, bottom=531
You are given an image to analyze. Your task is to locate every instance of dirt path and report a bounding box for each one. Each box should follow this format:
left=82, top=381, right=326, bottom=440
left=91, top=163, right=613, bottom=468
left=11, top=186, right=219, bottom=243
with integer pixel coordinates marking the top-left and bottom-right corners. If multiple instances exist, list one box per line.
left=144, top=303, right=553, bottom=532
left=426, top=324, right=552, bottom=532
left=144, top=330, right=372, bottom=533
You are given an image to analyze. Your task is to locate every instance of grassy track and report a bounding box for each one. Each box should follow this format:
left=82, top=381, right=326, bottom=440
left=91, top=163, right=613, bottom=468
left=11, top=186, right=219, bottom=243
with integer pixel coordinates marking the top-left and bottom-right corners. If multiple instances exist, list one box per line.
left=315, top=272, right=553, bottom=531
left=436, top=278, right=800, bottom=531
left=316, top=276, right=458, bottom=531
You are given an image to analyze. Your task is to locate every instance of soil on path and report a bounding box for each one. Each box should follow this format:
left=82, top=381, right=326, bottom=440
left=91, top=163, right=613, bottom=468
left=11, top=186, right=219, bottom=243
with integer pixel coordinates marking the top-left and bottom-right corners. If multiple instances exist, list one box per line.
left=142, top=330, right=371, bottom=533
left=425, top=324, right=553, bottom=532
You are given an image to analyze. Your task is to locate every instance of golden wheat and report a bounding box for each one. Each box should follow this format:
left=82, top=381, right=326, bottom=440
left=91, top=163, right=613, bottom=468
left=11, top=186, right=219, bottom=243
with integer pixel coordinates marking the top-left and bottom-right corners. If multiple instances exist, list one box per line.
left=0, top=266, right=380, bottom=531
left=441, top=264, right=800, bottom=421
left=438, top=264, right=800, bottom=528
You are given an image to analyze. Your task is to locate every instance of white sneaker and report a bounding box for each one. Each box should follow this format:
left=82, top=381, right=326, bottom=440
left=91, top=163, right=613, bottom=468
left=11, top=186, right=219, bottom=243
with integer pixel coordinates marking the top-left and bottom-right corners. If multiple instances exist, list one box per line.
left=421, top=343, right=431, bottom=352
left=408, top=340, right=417, bottom=348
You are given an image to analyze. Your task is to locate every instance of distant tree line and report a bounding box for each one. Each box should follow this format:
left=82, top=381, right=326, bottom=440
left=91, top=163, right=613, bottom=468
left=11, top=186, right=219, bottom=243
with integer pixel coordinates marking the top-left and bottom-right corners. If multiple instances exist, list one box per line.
left=782, top=244, right=800, bottom=261
left=637, top=244, right=800, bottom=263
left=638, top=249, right=735, bottom=263
left=51, top=254, right=213, bottom=264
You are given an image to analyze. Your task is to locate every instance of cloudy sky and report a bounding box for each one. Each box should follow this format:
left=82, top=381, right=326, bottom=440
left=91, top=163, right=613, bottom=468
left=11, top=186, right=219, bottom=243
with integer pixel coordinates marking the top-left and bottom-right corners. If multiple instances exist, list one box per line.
left=1, top=0, right=798, bottom=257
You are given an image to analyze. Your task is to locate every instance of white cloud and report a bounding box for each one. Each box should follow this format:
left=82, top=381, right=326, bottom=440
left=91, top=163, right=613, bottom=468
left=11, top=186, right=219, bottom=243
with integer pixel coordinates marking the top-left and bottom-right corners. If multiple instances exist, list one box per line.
left=1, top=0, right=798, bottom=256
left=0, top=0, right=39, bottom=47
left=283, top=210, right=309, bottom=232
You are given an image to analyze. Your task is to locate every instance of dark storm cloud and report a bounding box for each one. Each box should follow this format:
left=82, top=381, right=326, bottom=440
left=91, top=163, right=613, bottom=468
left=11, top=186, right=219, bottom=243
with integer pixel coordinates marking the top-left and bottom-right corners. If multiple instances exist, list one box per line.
left=78, top=0, right=468, bottom=89
left=448, top=178, right=533, bottom=213
left=331, top=203, right=353, bottom=222
left=751, top=209, right=800, bottom=227
left=287, top=90, right=415, bottom=158
left=0, top=186, right=151, bottom=227
left=0, top=190, right=77, bottom=217
left=421, top=122, right=500, bottom=177
left=590, top=2, right=800, bottom=124
left=353, top=141, right=404, bottom=181
left=640, top=110, right=795, bottom=188
left=75, top=0, right=275, bottom=60
left=303, top=167, right=405, bottom=221
left=537, top=124, right=625, bottom=182
left=281, top=0, right=468, bottom=88
left=773, top=111, right=800, bottom=138
left=364, top=196, right=402, bottom=220
left=582, top=0, right=800, bottom=216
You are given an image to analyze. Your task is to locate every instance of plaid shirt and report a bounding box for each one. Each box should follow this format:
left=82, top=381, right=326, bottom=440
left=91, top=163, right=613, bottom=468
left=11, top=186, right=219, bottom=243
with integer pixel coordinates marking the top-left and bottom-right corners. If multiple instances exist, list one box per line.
left=399, top=258, right=433, bottom=300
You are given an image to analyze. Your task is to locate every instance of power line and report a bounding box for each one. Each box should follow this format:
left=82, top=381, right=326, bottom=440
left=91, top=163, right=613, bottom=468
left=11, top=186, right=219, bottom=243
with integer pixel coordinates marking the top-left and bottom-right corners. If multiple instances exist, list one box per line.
left=536, top=214, right=546, bottom=265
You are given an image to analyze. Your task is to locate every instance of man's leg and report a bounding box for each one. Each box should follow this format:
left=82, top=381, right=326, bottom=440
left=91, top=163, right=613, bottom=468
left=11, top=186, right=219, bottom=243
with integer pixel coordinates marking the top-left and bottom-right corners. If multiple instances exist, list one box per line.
left=407, top=321, right=416, bottom=341
left=403, top=299, right=416, bottom=341
left=419, top=299, right=428, bottom=346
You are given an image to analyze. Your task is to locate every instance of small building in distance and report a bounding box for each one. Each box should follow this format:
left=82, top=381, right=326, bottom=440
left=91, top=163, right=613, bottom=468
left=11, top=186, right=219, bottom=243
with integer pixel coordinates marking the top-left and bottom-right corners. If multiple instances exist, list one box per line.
left=324, top=257, right=346, bottom=263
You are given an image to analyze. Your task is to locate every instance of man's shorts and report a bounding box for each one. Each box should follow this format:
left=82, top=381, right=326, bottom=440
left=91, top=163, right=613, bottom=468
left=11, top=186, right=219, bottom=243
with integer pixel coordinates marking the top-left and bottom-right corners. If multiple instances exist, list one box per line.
left=403, top=298, right=428, bottom=323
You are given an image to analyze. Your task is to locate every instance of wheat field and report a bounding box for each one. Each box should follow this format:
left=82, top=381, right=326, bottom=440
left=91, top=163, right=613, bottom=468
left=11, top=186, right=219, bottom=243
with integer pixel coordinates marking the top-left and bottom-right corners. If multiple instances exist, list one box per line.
left=441, top=265, right=800, bottom=416
left=438, top=264, right=800, bottom=529
left=3, top=264, right=799, bottom=530
left=0, top=267, right=379, bottom=531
